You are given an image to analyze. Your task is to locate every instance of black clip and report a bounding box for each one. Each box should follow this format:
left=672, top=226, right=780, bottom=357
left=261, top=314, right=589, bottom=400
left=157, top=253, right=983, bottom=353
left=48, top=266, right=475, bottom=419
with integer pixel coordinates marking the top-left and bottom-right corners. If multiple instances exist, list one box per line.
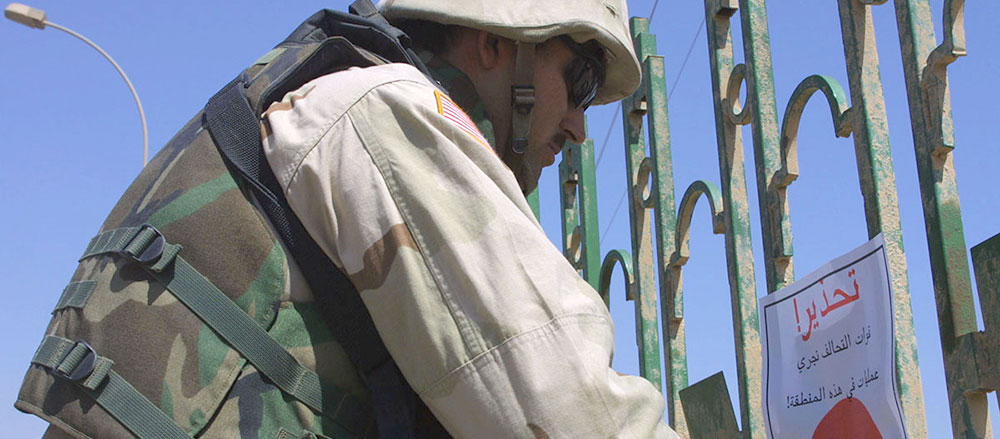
left=56, top=339, right=97, bottom=382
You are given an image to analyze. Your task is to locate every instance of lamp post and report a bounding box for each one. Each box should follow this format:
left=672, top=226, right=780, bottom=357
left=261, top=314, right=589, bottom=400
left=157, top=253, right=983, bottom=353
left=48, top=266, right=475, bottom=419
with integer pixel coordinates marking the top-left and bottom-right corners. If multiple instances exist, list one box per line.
left=5, top=3, right=149, bottom=166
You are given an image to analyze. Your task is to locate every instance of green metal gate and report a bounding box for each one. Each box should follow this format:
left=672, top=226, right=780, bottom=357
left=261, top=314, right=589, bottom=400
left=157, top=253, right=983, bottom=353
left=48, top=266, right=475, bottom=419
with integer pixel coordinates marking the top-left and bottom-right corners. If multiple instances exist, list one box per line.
left=540, top=0, right=997, bottom=437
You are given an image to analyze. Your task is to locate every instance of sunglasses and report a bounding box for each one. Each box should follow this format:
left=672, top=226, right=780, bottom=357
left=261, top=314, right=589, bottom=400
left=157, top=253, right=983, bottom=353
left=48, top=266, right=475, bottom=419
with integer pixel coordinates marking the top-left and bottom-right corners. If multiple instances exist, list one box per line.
left=560, top=36, right=607, bottom=110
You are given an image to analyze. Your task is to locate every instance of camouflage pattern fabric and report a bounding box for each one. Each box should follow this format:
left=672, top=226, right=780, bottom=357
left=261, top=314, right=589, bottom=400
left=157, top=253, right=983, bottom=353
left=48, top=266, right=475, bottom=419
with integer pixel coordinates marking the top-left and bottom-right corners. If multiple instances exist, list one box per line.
left=15, top=12, right=451, bottom=437
left=16, top=17, right=675, bottom=437
left=261, top=61, right=678, bottom=438
left=16, top=98, right=373, bottom=438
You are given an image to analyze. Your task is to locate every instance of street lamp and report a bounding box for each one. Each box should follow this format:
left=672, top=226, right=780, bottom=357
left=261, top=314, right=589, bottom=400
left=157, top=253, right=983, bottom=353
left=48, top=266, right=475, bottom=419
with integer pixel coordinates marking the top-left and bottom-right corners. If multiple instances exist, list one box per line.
left=5, top=3, right=150, bottom=166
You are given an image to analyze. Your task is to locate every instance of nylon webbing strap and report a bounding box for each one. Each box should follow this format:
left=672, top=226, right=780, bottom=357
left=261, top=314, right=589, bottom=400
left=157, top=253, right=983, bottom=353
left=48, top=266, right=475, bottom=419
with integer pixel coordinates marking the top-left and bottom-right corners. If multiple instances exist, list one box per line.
left=510, top=42, right=536, bottom=154
left=53, top=280, right=97, bottom=313
left=32, top=335, right=193, bottom=439
left=205, top=68, right=412, bottom=438
left=80, top=226, right=370, bottom=437
left=346, top=0, right=432, bottom=80
left=348, top=0, right=391, bottom=29
left=81, top=226, right=181, bottom=272
left=202, top=12, right=422, bottom=438
left=203, top=78, right=385, bottom=371
left=81, top=227, right=142, bottom=260
left=203, top=0, right=416, bottom=379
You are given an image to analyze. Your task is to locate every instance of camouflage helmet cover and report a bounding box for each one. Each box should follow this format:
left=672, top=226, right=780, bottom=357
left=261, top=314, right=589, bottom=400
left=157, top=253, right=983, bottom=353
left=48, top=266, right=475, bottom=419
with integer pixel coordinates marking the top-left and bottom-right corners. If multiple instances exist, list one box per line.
left=380, top=0, right=641, bottom=105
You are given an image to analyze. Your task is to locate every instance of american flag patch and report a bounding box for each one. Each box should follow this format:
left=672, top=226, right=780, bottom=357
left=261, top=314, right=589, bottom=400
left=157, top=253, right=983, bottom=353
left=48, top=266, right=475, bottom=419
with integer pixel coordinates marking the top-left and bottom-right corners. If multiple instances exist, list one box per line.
left=434, top=90, right=491, bottom=149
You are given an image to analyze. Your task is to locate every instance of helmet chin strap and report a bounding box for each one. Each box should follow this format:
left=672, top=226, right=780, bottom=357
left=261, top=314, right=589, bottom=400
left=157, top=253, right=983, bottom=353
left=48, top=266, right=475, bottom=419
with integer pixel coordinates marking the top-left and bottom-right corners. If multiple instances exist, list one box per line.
left=510, top=42, right=536, bottom=154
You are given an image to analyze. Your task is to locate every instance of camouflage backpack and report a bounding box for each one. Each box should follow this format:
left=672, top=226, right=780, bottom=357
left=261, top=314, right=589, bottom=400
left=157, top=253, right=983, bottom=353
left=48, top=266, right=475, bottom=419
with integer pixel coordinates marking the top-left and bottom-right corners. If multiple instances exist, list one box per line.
left=15, top=2, right=435, bottom=438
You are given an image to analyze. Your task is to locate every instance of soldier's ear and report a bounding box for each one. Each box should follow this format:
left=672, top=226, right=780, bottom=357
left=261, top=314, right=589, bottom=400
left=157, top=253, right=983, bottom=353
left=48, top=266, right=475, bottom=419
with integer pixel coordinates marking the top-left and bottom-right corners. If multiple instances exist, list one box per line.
left=476, top=30, right=506, bottom=70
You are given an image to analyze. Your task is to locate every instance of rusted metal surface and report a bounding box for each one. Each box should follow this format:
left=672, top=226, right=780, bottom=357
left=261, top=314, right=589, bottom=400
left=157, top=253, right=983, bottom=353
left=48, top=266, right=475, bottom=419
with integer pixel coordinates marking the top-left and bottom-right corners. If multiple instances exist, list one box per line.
left=889, top=0, right=992, bottom=436
left=697, top=1, right=768, bottom=436
left=967, top=235, right=1000, bottom=437
left=559, top=134, right=602, bottom=291
left=547, top=0, right=993, bottom=436
left=836, top=0, right=928, bottom=434
left=729, top=0, right=789, bottom=295
left=593, top=17, right=667, bottom=393
left=679, top=372, right=741, bottom=439
left=621, top=15, right=679, bottom=427
left=666, top=180, right=725, bottom=438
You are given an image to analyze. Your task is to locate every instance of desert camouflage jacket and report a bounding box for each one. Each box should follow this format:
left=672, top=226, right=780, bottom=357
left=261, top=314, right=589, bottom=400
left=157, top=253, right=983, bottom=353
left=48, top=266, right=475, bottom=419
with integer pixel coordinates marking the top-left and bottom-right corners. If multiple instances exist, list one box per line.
left=261, top=59, right=677, bottom=438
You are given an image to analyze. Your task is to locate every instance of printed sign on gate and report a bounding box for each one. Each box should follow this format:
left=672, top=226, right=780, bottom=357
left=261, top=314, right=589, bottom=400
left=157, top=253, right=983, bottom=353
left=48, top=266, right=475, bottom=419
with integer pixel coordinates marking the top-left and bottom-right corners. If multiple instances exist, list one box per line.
left=759, top=234, right=907, bottom=438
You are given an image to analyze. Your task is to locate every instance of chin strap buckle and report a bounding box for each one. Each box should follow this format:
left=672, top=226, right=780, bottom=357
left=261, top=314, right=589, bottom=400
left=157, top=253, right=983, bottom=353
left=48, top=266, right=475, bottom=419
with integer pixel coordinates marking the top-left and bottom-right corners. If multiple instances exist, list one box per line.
left=512, top=85, right=535, bottom=114
left=511, top=85, right=534, bottom=153
left=510, top=42, right=536, bottom=155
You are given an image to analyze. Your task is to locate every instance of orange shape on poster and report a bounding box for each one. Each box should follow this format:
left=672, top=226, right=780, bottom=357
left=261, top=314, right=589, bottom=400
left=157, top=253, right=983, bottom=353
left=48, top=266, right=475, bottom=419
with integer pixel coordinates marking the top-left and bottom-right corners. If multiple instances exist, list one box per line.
left=812, top=398, right=882, bottom=439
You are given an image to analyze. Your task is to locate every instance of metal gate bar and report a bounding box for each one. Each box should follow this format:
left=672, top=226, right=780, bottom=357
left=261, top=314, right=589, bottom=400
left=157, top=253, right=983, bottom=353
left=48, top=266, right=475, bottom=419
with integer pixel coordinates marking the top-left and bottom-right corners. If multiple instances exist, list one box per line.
left=546, top=0, right=996, bottom=437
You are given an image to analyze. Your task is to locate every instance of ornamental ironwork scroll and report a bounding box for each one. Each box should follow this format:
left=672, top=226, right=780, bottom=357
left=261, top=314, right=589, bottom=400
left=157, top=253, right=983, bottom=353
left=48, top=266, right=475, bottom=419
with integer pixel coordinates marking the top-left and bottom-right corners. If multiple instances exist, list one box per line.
left=548, top=0, right=996, bottom=437
left=559, top=16, right=670, bottom=391
left=892, top=0, right=998, bottom=436
left=775, top=0, right=930, bottom=434
left=688, top=1, right=769, bottom=438
left=697, top=0, right=931, bottom=435
left=668, top=180, right=729, bottom=438
left=559, top=135, right=601, bottom=291
left=607, top=16, right=672, bottom=391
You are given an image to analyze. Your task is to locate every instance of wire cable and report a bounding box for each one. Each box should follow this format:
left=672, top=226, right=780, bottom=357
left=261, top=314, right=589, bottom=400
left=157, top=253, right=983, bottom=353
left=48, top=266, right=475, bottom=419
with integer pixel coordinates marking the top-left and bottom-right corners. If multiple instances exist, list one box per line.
left=600, top=187, right=629, bottom=246
left=647, top=0, right=662, bottom=25
left=668, top=17, right=706, bottom=101
left=594, top=112, right=620, bottom=168
left=597, top=16, right=706, bottom=245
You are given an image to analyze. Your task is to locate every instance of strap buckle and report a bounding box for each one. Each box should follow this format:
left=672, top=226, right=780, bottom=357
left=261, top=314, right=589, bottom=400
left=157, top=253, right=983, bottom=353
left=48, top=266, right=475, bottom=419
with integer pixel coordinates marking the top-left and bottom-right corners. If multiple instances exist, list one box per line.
left=121, top=224, right=167, bottom=265
left=56, top=339, right=98, bottom=382
left=511, top=85, right=536, bottom=115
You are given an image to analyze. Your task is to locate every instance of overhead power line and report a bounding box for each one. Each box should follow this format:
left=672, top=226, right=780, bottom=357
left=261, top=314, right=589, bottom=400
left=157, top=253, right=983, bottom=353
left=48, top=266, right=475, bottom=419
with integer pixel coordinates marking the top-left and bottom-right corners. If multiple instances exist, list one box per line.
left=594, top=15, right=705, bottom=168
left=597, top=16, right=706, bottom=245
left=669, top=17, right=706, bottom=101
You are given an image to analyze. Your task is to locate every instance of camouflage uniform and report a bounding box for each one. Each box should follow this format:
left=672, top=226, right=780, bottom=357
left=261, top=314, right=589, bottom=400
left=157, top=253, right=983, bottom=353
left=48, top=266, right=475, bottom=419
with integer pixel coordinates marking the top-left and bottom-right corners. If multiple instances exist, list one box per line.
left=17, top=105, right=373, bottom=438
left=18, top=0, right=679, bottom=436
left=260, top=52, right=677, bottom=437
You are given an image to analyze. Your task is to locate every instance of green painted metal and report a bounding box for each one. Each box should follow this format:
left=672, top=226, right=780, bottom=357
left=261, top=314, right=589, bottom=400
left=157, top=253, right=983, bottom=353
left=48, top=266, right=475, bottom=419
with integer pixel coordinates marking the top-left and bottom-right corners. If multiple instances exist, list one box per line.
left=831, top=1, right=927, bottom=435
left=667, top=180, right=725, bottom=437
left=559, top=132, right=602, bottom=291
left=526, top=188, right=540, bottom=221
left=967, top=234, right=1000, bottom=437
left=542, top=0, right=994, bottom=436
left=679, top=372, right=741, bottom=439
left=618, top=14, right=678, bottom=423
left=696, top=1, right=767, bottom=437
left=598, top=249, right=634, bottom=311
left=729, top=0, right=789, bottom=295
left=890, top=0, right=990, bottom=435
left=602, top=16, right=665, bottom=392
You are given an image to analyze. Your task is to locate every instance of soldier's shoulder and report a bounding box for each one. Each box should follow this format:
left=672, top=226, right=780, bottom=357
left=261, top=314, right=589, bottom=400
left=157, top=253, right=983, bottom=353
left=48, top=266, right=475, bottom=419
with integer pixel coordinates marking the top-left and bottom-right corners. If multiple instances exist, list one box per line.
left=311, top=63, right=437, bottom=110
left=262, top=62, right=438, bottom=150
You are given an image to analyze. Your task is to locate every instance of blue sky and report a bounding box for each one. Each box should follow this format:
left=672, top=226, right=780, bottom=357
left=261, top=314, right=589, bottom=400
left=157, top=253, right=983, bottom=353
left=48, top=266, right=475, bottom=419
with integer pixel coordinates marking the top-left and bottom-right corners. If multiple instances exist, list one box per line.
left=1, top=1, right=995, bottom=437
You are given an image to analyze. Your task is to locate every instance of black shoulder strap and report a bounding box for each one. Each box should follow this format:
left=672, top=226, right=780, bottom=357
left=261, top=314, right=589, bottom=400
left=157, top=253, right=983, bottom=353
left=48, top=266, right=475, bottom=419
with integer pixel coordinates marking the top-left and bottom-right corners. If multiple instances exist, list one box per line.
left=204, top=1, right=421, bottom=437
left=282, top=2, right=433, bottom=79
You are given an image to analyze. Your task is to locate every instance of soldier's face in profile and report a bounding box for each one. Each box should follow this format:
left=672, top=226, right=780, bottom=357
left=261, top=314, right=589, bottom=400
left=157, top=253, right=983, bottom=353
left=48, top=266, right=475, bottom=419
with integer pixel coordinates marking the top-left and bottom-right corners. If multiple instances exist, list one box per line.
left=506, top=38, right=588, bottom=194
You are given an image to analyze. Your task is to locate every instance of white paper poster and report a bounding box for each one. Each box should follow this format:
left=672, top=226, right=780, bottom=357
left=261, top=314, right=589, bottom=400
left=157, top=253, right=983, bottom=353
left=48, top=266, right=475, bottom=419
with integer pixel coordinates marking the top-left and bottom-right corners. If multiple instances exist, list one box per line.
left=760, top=234, right=907, bottom=439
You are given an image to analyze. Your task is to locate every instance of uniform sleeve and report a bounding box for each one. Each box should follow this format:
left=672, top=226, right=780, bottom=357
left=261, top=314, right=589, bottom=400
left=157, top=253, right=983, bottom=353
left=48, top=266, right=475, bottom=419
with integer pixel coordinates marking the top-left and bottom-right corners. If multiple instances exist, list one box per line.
left=263, top=64, right=676, bottom=439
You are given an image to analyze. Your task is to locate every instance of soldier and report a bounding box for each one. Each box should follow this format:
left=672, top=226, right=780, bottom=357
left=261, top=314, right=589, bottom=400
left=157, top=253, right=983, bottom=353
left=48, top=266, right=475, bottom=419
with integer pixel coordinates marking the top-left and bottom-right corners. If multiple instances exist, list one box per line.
left=16, top=1, right=676, bottom=438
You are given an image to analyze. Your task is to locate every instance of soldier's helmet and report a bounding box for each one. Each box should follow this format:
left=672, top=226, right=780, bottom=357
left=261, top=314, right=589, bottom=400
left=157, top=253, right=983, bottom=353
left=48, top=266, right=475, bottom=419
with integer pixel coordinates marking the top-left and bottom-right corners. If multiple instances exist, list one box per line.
left=380, top=0, right=642, bottom=105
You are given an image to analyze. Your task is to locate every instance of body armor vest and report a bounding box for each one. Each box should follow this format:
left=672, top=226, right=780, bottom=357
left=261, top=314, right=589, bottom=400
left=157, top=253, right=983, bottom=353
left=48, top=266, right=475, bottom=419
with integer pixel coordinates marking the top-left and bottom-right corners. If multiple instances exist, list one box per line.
left=16, top=4, right=442, bottom=438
